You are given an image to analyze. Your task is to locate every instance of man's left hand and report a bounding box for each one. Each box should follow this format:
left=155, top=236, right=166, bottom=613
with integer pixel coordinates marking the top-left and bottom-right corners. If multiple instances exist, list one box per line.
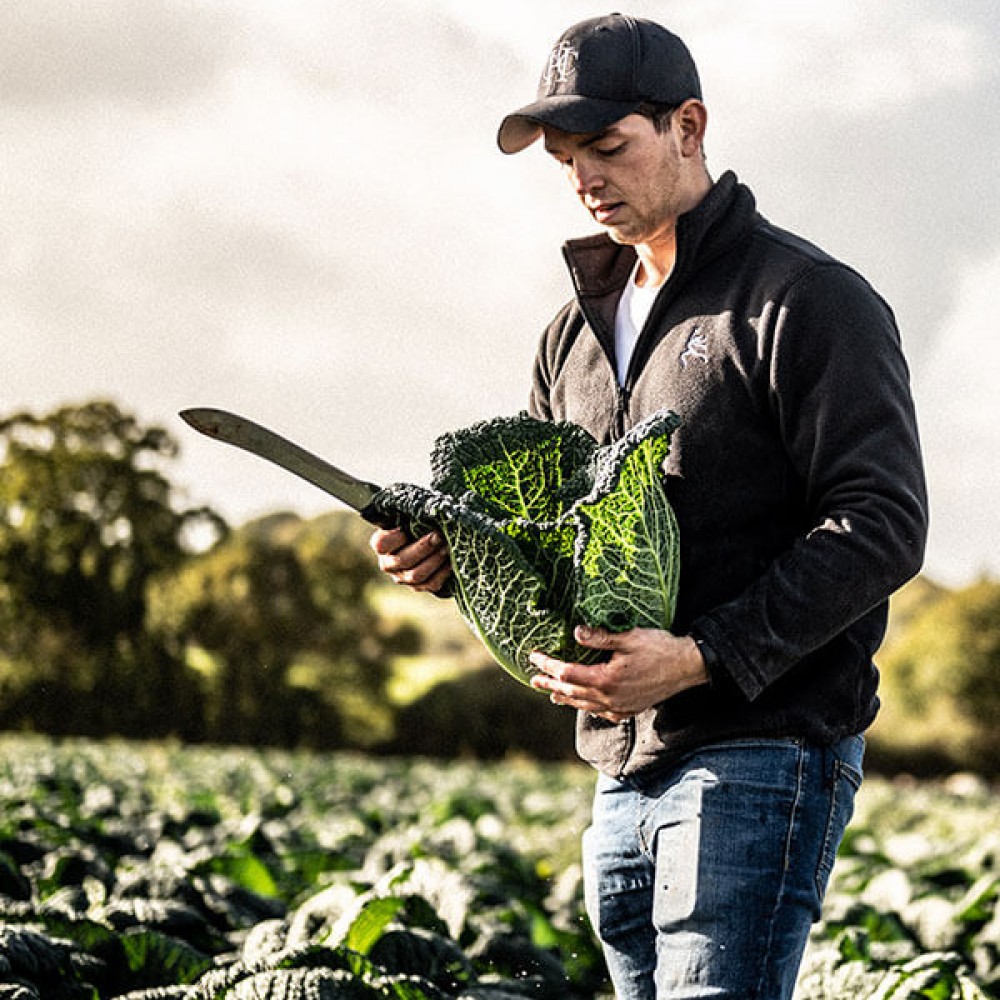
left=529, top=626, right=710, bottom=722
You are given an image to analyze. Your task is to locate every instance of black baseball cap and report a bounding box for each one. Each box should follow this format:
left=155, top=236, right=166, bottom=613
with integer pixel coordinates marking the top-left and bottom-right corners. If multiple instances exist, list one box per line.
left=498, top=13, right=702, bottom=154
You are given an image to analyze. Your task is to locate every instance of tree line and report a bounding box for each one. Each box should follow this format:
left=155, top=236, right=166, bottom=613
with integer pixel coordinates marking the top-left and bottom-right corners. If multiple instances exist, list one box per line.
left=0, top=400, right=572, bottom=757
left=0, top=400, right=996, bottom=772
left=0, top=401, right=406, bottom=748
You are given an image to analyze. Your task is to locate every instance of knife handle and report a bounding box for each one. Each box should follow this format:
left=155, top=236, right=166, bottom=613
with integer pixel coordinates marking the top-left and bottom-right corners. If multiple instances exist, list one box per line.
left=359, top=502, right=401, bottom=531
left=359, top=501, right=430, bottom=543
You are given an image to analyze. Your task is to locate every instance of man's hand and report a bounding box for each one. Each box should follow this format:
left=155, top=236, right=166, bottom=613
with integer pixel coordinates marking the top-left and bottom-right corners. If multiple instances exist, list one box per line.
left=529, top=626, right=709, bottom=722
left=370, top=526, right=452, bottom=593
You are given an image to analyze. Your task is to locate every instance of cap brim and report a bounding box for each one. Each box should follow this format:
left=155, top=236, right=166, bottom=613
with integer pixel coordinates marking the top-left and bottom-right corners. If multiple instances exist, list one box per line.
left=497, top=95, right=642, bottom=154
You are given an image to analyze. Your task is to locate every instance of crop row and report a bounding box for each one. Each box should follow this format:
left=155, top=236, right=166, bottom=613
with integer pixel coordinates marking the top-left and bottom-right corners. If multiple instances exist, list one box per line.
left=0, top=738, right=601, bottom=999
left=0, top=738, right=998, bottom=998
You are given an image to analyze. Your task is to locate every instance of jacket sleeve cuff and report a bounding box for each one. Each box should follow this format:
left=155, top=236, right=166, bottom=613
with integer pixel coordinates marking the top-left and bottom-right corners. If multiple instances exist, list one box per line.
left=689, top=623, right=758, bottom=701
left=691, top=633, right=721, bottom=686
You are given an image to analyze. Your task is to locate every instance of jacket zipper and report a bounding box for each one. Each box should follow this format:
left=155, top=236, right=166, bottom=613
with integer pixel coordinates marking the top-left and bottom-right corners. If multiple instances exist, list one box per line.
left=578, top=279, right=646, bottom=776
left=613, top=384, right=631, bottom=439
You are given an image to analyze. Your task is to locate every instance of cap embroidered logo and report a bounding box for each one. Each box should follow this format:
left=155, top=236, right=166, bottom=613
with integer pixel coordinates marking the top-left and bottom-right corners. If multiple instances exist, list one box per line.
left=543, top=41, right=577, bottom=89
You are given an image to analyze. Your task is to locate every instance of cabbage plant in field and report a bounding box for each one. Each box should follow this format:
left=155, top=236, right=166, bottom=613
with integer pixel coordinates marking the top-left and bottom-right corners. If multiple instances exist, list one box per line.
left=371, top=409, right=682, bottom=685
left=0, top=740, right=999, bottom=999
left=0, top=739, right=603, bottom=1000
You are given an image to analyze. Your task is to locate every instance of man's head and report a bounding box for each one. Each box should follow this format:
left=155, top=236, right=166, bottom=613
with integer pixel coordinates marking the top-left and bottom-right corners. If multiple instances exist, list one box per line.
left=498, top=14, right=702, bottom=155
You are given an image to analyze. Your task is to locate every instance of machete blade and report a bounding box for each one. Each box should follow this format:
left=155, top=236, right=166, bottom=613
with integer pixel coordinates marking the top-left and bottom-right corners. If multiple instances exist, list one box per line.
left=179, top=407, right=388, bottom=522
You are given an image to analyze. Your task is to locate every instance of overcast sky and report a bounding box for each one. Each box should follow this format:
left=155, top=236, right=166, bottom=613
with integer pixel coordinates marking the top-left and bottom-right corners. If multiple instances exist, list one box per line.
left=2, top=0, right=997, bottom=586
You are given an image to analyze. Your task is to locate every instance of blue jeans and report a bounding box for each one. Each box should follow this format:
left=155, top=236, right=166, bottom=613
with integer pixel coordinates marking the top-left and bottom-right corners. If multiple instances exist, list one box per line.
left=582, top=735, right=864, bottom=999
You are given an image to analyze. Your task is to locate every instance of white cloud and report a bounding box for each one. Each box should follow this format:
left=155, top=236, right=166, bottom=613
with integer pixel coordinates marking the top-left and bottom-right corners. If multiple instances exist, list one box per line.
left=674, top=0, right=989, bottom=112
left=2, top=0, right=999, bottom=581
left=0, top=0, right=242, bottom=107
left=915, top=249, right=1000, bottom=584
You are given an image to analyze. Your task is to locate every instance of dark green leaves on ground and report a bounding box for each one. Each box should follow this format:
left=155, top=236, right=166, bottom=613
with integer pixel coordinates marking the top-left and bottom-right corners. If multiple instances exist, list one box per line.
left=1, top=739, right=998, bottom=998
left=0, top=740, right=603, bottom=999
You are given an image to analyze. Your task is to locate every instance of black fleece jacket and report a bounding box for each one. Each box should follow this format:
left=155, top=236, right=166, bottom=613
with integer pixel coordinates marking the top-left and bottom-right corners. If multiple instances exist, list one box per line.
left=529, top=171, right=928, bottom=779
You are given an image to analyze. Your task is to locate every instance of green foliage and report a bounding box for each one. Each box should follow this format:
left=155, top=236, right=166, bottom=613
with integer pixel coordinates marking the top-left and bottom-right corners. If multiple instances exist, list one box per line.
left=372, top=410, right=681, bottom=685
left=0, top=738, right=603, bottom=998
left=0, top=400, right=226, bottom=737
left=386, top=666, right=577, bottom=760
left=2, top=739, right=999, bottom=998
left=872, top=577, right=1000, bottom=773
left=797, top=776, right=1000, bottom=998
left=147, top=512, right=416, bottom=748
left=0, top=400, right=224, bottom=637
left=0, top=401, right=420, bottom=749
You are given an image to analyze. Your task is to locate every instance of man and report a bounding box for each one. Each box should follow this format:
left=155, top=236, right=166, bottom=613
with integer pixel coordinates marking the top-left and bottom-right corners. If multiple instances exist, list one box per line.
left=372, top=14, right=927, bottom=999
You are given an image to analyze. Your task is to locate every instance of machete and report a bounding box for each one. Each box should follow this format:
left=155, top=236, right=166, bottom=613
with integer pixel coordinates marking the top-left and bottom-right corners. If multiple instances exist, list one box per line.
left=178, top=407, right=396, bottom=527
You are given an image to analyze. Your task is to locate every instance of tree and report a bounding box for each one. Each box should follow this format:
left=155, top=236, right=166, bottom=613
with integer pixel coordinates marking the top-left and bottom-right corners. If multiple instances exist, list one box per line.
left=0, top=400, right=226, bottom=735
left=147, top=512, right=421, bottom=748
left=386, top=665, right=577, bottom=760
left=873, top=576, right=1000, bottom=773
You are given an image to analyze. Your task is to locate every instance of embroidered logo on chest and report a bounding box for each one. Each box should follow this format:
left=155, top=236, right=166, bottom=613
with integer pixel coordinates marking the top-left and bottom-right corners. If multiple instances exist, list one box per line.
left=679, top=326, right=710, bottom=368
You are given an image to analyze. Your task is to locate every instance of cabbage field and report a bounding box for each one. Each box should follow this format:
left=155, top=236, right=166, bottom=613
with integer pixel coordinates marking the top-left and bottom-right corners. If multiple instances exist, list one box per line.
left=0, top=737, right=997, bottom=999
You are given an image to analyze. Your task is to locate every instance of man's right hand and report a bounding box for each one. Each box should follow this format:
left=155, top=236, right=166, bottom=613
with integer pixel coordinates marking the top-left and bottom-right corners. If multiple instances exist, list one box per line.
left=370, top=527, right=452, bottom=593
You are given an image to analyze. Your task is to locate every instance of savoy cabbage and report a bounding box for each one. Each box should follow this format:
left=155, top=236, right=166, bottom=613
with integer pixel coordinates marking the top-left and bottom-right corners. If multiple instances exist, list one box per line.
left=370, top=409, right=681, bottom=687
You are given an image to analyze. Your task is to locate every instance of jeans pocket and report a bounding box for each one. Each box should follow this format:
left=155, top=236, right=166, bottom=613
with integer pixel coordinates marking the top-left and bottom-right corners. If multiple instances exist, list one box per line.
left=813, top=743, right=863, bottom=900
left=582, top=824, right=655, bottom=951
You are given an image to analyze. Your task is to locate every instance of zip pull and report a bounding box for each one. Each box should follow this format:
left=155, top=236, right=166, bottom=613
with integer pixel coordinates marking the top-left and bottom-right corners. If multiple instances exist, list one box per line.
left=613, top=385, right=632, bottom=440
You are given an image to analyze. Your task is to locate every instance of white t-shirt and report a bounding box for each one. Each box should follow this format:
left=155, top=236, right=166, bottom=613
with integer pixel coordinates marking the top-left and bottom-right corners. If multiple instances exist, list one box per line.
left=614, top=263, right=662, bottom=386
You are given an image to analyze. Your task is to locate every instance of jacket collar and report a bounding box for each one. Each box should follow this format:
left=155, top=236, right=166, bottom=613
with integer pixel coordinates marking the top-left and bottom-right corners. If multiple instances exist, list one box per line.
left=560, top=170, right=758, bottom=301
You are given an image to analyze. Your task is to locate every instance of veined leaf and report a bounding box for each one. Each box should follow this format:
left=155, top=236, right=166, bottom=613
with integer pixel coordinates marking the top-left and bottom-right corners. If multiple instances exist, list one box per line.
left=227, top=967, right=378, bottom=998
left=574, top=411, right=681, bottom=633
left=367, top=928, right=473, bottom=991
left=200, top=846, right=280, bottom=900
left=372, top=409, right=681, bottom=685
left=428, top=412, right=595, bottom=523
left=118, top=928, right=213, bottom=986
left=343, top=896, right=407, bottom=956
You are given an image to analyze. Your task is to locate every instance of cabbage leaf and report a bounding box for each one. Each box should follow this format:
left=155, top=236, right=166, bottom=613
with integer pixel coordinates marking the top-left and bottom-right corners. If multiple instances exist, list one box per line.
left=370, top=409, right=681, bottom=687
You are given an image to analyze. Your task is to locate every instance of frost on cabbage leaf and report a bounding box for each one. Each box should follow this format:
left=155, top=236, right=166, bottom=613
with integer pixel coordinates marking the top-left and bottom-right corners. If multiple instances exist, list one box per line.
left=370, top=409, right=681, bottom=687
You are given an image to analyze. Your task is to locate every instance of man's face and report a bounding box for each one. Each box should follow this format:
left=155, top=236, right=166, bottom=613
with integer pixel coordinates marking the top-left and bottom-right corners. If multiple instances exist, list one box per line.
left=543, top=113, right=684, bottom=249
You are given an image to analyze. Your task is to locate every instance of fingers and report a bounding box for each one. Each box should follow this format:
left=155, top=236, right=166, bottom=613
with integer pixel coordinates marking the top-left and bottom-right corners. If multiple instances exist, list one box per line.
left=369, top=526, right=408, bottom=556
left=528, top=649, right=627, bottom=717
left=525, top=627, right=622, bottom=701
left=369, top=527, right=452, bottom=593
left=530, top=628, right=706, bottom=720
left=419, top=558, right=454, bottom=593
left=573, top=624, right=623, bottom=650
